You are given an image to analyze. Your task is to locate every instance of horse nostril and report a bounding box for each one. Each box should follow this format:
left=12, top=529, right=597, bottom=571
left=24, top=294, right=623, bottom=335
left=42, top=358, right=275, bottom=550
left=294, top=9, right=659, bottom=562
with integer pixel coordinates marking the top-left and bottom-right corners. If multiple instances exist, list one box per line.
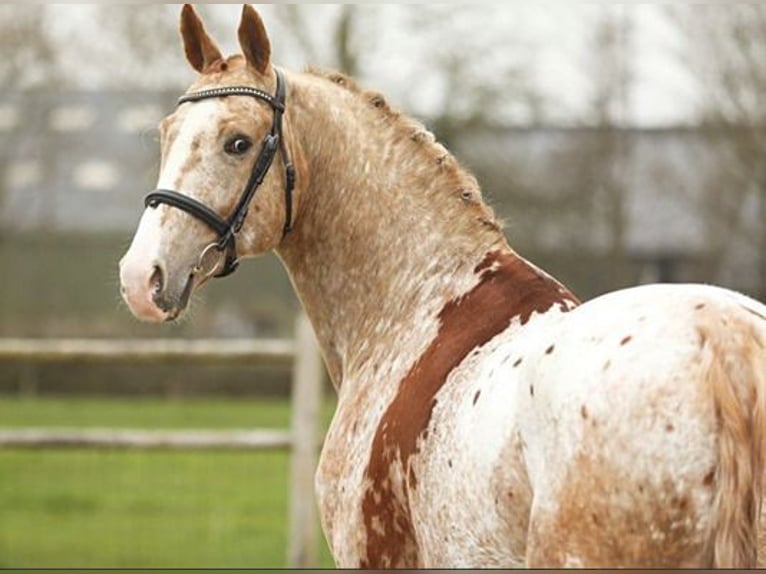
left=149, top=265, right=164, bottom=296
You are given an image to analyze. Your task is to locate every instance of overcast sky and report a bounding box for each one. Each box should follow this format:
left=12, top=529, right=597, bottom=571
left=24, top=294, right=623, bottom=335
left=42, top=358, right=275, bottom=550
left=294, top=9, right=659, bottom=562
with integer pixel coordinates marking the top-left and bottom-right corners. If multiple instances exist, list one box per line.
left=33, top=4, right=700, bottom=127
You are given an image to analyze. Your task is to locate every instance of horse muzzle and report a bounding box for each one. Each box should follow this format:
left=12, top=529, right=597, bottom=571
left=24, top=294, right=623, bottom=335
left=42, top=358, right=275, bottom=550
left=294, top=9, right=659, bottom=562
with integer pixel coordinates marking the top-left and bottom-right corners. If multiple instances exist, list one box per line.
left=119, top=256, right=194, bottom=323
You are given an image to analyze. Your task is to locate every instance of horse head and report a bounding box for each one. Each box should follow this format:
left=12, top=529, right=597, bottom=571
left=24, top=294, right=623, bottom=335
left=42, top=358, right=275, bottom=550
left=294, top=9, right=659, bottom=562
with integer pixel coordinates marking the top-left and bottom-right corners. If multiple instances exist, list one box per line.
left=119, top=5, right=295, bottom=321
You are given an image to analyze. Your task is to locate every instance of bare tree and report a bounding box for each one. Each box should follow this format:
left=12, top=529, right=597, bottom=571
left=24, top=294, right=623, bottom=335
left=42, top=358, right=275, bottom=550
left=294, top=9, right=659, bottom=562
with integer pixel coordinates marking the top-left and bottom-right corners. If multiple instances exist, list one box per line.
left=0, top=6, right=61, bottom=238
left=273, top=5, right=364, bottom=78
left=584, top=7, right=634, bottom=281
left=273, top=6, right=544, bottom=148
left=403, top=5, right=544, bottom=146
left=0, top=6, right=59, bottom=89
left=670, top=5, right=766, bottom=297
left=70, top=5, right=193, bottom=90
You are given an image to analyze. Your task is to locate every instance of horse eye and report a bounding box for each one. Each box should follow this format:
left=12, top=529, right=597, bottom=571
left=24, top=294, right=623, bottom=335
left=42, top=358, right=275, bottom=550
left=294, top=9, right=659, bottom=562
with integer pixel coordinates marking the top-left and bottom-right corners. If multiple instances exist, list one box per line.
left=224, top=136, right=253, bottom=156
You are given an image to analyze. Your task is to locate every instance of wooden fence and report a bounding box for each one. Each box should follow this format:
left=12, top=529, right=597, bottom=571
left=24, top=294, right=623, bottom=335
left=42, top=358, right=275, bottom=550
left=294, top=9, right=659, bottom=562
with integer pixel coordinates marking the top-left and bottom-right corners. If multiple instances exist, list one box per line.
left=0, top=313, right=324, bottom=568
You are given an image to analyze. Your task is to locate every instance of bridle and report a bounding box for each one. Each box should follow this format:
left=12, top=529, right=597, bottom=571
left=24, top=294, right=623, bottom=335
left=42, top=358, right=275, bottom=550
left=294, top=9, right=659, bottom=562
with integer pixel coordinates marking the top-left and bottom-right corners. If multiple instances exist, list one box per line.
left=144, top=68, right=295, bottom=279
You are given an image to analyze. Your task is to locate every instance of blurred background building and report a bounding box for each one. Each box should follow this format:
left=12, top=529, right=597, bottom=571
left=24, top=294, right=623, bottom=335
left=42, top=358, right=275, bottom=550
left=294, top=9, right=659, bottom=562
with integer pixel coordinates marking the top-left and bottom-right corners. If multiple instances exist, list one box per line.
left=3, top=4, right=765, bottom=393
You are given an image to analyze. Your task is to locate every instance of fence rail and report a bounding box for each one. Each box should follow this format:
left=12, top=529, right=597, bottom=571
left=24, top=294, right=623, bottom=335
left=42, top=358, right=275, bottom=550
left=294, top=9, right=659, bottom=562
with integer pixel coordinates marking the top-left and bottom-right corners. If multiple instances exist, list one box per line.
left=0, top=314, right=323, bottom=568
left=0, top=428, right=292, bottom=450
left=0, top=337, right=295, bottom=365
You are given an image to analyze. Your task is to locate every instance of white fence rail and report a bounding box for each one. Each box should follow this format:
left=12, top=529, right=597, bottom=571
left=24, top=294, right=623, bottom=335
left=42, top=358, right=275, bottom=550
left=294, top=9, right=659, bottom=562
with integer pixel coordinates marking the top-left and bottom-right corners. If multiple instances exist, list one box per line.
left=0, top=314, right=324, bottom=568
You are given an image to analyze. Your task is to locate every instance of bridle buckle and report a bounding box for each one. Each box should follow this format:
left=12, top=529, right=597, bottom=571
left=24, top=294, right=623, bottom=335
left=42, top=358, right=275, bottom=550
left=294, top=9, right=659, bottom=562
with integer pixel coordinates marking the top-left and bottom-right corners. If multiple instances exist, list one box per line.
left=192, top=241, right=228, bottom=280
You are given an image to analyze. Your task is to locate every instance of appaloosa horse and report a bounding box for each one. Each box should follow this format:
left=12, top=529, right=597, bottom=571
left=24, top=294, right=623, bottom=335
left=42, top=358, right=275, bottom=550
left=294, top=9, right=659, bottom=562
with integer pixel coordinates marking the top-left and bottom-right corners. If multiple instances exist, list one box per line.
left=119, top=5, right=766, bottom=567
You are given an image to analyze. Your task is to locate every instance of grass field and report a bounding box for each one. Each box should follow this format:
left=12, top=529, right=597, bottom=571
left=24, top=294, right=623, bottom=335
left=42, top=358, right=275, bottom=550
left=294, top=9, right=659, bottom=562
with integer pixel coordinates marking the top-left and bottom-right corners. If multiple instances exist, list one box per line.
left=0, top=396, right=336, bottom=568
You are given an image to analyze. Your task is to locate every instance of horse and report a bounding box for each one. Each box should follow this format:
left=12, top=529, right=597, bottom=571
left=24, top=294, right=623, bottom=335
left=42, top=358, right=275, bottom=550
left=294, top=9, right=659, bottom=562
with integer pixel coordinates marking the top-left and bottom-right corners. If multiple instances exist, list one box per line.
left=119, top=5, right=766, bottom=567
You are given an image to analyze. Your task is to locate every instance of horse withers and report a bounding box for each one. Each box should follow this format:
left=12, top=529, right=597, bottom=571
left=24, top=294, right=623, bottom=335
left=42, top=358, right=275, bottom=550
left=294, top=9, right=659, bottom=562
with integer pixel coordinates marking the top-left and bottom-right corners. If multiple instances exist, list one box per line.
left=119, top=5, right=766, bottom=567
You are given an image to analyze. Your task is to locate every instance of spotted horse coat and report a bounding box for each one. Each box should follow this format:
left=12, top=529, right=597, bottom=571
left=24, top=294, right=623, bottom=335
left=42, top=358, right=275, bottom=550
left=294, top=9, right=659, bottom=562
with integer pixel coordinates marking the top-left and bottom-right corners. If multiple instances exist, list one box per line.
left=316, top=254, right=766, bottom=568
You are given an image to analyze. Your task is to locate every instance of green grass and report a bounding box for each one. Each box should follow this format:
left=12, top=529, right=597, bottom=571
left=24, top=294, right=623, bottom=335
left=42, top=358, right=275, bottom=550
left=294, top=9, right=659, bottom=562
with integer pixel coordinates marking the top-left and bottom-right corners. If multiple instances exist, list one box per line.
left=0, top=396, right=336, bottom=568
left=0, top=395, right=315, bottom=429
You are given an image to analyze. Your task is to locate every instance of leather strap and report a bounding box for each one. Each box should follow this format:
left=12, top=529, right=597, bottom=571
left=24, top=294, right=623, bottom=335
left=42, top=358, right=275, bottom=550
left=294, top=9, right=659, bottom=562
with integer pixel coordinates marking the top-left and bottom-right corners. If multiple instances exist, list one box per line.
left=143, top=69, right=294, bottom=278
left=145, top=189, right=229, bottom=237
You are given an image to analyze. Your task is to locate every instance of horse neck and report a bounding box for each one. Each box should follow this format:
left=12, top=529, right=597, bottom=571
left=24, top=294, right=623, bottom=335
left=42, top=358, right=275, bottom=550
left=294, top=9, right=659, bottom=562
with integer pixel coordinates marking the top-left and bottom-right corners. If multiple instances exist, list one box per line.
left=276, top=72, right=572, bottom=392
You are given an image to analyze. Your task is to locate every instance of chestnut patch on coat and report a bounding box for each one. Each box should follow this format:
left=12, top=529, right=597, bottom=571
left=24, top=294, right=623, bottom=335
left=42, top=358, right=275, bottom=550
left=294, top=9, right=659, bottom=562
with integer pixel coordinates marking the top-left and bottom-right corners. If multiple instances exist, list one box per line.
left=620, top=335, right=633, bottom=346
left=527, top=452, right=704, bottom=567
left=360, top=250, right=578, bottom=567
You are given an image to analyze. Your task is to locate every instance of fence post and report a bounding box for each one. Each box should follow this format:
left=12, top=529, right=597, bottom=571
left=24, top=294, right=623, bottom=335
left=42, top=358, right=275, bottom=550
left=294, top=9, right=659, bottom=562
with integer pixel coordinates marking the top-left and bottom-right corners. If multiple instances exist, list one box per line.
left=287, top=313, right=323, bottom=567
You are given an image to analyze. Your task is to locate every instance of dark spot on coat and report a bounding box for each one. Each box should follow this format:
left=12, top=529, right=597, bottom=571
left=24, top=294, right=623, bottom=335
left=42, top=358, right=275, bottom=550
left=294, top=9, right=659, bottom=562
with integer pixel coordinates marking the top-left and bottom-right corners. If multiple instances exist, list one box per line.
left=545, top=344, right=555, bottom=355
left=703, top=469, right=715, bottom=487
left=513, top=358, right=523, bottom=368
left=472, top=390, right=481, bottom=405
left=620, top=335, right=633, bottom=346
left=580, top=405, right=588, bottom=419
left=448, top=459, right=453, bottom=468
left=695, top=303, right=706, bottom=310
left=529, top=384, right=535, bottom=397
left=665, top=422, right=675, bottom=432
left=603, top=360, right=611, bottom=371
left=591, top=512, right=600, bottom=525
left=360, top=250, right=578, bottom=567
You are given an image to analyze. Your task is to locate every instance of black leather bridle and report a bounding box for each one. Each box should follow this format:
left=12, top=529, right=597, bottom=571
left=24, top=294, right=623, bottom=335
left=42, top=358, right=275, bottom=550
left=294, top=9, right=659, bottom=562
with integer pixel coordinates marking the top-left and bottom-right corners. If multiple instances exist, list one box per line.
left=144, top=69, right=295, bottom=278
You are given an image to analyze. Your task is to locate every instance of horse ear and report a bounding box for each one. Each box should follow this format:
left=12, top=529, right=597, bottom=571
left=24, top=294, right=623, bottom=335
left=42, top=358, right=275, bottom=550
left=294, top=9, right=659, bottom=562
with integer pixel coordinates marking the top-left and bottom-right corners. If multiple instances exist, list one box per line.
left=238, top=5, right=271, bottom=74
left=180, top=4, right=223, bottom=73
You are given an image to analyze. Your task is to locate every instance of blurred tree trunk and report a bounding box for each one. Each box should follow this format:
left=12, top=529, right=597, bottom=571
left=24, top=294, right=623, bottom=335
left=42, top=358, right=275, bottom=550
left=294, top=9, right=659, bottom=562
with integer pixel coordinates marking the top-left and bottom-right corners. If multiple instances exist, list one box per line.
left=274, top=5, right=362, bottom=77
left=0, top=6, right=59, bottom=239
left=671, top=5, right=766, bottom=298
left=585, top=7, right=634, bottom=287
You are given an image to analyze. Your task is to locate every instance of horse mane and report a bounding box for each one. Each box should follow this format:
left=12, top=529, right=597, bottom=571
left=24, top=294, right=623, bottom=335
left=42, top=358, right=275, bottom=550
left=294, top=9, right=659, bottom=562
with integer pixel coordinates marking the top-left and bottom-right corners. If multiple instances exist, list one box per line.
left=305, top=67, right=503, bottom=233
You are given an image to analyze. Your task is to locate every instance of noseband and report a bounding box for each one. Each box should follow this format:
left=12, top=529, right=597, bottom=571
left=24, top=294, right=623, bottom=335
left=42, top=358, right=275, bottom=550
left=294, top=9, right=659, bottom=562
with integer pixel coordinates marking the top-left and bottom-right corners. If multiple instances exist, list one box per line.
left=144, top=69, right=295, bottom=278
